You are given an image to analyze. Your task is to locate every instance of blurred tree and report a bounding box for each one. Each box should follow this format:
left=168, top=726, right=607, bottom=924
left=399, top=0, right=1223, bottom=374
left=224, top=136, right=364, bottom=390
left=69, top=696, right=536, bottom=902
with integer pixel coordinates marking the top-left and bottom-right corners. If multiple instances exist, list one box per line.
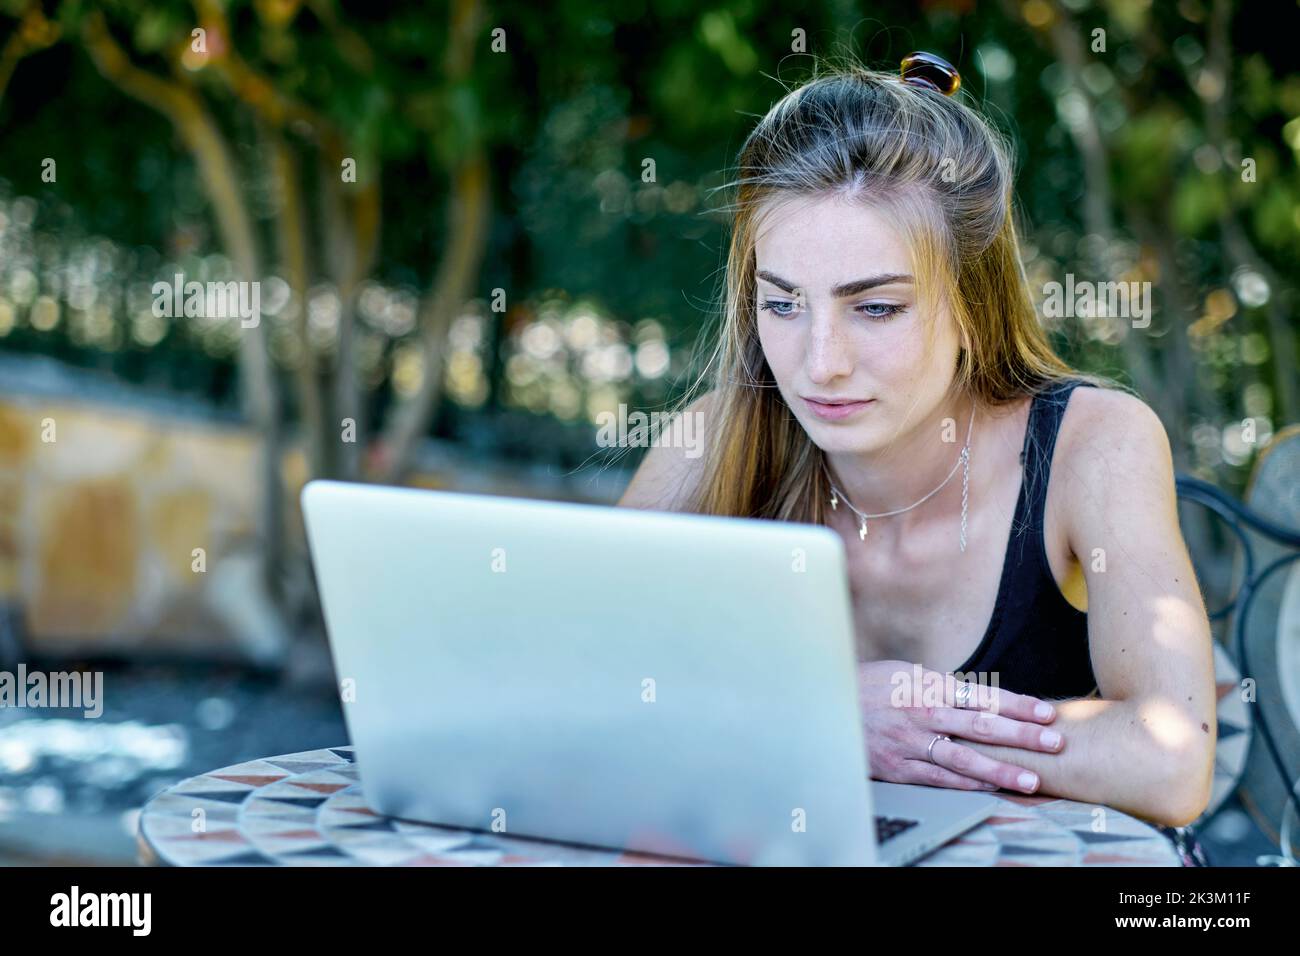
left=2, top=0, right=497, bottom=623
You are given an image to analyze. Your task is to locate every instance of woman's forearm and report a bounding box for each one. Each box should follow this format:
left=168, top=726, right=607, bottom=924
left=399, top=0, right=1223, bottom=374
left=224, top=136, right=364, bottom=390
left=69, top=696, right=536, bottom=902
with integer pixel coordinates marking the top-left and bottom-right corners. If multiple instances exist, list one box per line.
left=960, top=695, right=1215, bottom=828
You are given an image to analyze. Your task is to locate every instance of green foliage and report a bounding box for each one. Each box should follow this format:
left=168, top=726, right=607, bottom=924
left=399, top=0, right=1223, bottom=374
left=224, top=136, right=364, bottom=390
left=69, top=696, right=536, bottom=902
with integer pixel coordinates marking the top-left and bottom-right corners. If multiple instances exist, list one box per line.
left=1174, top=171, right=1226, bottom=236
left=0, top=0, right=1296, bottom=487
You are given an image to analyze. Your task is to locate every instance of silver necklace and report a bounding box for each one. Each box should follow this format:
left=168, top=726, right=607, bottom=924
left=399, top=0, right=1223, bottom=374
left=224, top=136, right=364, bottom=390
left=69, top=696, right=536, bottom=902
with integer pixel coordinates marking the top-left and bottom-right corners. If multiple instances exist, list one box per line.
left=822, top=405, right=976, bottom=551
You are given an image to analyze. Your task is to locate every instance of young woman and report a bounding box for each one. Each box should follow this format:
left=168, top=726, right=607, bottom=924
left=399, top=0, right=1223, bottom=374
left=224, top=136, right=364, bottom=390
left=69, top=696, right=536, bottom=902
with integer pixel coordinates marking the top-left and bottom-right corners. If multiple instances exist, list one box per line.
left=618, top=54, right=1215, bottom=828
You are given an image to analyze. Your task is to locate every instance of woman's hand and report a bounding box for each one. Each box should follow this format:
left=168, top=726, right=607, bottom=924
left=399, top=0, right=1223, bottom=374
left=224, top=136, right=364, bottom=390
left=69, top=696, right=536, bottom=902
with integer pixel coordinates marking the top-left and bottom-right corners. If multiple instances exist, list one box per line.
left=857, top=659, right=1063, bottom=793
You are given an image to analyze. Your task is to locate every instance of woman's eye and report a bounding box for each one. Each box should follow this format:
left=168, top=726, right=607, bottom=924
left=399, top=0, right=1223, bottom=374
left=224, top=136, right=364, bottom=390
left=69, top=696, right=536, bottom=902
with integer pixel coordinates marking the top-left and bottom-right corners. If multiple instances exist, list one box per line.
left=759, top=299, right=798, bottom=317
left=855, top=302, right=905, bottom=320
left=759, top=300, right=905, bottom=320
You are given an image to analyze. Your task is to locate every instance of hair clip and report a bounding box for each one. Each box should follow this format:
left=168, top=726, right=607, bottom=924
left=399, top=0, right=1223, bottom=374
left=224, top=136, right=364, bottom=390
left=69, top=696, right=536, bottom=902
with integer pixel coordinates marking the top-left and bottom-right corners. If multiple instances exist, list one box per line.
left=900, top=52, right=961, bottom=96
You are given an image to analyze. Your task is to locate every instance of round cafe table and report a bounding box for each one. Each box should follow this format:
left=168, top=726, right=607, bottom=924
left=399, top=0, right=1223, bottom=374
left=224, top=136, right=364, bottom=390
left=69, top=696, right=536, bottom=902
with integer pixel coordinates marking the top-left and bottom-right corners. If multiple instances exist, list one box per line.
left=137, top=746, right=1186, bottom=866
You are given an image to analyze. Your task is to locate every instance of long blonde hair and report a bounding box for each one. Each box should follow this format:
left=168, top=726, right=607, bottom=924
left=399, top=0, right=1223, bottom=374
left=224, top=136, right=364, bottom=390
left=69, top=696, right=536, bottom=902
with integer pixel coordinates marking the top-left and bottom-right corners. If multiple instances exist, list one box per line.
left=672, top=57, right=1117, bottom=524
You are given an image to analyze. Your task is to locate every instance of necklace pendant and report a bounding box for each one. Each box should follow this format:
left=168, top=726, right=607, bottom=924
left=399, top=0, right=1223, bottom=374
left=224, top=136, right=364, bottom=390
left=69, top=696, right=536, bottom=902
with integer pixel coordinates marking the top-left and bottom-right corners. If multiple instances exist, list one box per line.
left=859, top=515, right=868, bottom=541
left=829, top=492, right=838, bottom=511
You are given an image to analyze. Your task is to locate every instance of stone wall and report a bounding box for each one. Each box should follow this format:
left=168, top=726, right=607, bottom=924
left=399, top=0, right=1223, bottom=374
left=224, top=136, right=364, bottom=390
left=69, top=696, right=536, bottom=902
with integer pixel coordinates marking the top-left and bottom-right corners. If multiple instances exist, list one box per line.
left=0, top=391, right=625, bottom=663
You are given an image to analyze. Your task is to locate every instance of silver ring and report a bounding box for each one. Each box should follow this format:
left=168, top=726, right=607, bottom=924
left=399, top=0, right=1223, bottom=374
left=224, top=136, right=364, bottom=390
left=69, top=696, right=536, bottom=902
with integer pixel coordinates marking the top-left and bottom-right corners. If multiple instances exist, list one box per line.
left=955, top=681, right=974, bottom=708
left=927, top=733, right=951, bottom=764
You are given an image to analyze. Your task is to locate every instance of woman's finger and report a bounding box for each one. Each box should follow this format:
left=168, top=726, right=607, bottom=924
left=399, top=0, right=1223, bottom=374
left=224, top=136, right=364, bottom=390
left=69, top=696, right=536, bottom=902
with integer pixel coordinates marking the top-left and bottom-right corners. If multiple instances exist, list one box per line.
left=866, top=660, right=1057, bottom=724
left=928, top=706, right=1064, bottom=753
left=937, top=672, right=1057, bottom=724
left=896, top=759, right=1001, bottom=791
left=924, top=735, right=1041, bottom=793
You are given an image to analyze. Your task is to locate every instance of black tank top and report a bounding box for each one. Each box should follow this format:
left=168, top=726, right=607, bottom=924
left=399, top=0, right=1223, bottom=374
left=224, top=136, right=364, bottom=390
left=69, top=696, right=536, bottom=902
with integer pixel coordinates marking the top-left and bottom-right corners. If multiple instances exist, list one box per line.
left=953, top=377, right=1099, bottom=700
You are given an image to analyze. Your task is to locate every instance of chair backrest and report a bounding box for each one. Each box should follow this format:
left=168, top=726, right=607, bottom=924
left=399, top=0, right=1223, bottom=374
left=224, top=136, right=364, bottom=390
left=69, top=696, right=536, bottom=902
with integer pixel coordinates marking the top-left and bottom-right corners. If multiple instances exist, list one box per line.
left=1176, top=426, right=1300, bottom=845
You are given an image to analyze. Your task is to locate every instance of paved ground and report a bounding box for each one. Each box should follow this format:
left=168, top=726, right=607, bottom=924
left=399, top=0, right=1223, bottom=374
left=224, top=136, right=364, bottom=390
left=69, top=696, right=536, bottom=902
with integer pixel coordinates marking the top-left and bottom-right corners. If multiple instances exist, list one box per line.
left=0, top=661, right=348, bottom=865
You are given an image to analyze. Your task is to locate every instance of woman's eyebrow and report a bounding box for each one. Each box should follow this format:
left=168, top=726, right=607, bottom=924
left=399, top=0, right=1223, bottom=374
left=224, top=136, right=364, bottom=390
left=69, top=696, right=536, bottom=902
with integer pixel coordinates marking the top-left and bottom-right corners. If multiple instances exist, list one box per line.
left=756, top=270, right=913, bottom=297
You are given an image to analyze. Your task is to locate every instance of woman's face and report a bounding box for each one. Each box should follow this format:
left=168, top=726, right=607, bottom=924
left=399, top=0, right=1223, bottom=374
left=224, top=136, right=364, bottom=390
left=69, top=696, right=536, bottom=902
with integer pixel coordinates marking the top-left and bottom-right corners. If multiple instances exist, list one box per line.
left=754, top=193, right=963, bottom=455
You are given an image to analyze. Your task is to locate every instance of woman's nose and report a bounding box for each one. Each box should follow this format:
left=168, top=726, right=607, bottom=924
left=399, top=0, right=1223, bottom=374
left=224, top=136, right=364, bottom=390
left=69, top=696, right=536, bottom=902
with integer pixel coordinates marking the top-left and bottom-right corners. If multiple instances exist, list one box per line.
left=804, top=312, right=854, bottom=383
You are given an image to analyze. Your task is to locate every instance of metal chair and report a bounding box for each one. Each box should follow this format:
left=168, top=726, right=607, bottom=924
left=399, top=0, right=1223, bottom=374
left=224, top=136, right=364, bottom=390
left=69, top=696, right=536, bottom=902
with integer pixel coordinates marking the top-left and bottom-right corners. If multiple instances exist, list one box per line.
left=1172, top=427, right=1300, bottom=865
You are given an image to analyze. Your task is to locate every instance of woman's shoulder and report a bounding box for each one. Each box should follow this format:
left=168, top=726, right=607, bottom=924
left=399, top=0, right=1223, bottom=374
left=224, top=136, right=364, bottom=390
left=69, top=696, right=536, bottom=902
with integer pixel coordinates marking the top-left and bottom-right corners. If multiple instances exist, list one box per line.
left=1058, top=380, right=1166, bottom=446
left=1020, top=375, right=1158, bottom=433
left=1053, top=381, right=1174, bottom=500
left=616, top=390, right=717, bottom=512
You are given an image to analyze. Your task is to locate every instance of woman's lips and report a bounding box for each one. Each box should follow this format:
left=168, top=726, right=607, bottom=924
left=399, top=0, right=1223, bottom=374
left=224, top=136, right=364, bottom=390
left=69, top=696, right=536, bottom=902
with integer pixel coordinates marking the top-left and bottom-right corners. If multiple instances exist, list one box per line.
left=802, top=398, right=875, bottom=421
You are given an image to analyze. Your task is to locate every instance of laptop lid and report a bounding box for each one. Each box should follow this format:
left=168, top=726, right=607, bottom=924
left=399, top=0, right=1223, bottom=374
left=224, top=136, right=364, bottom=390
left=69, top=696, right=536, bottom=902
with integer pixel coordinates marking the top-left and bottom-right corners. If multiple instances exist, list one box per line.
left=301, top=479, right=876, bottom=866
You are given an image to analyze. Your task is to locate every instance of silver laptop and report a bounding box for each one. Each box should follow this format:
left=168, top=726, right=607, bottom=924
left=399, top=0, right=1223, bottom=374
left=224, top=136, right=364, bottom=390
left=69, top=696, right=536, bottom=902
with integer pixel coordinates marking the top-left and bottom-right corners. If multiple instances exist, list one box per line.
left=301, top=479, right=999, bottom=866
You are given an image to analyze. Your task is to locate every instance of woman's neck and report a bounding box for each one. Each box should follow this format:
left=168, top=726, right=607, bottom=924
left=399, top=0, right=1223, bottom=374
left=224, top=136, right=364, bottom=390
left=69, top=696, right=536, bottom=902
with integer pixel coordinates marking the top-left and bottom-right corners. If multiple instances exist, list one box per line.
left=823, top=389, right=978, bottom=536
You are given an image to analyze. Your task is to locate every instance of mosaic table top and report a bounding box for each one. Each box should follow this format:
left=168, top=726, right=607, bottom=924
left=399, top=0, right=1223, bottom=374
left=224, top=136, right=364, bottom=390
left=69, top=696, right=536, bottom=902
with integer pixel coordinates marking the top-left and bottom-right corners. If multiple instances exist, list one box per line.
left=137, top=746, right=1184, bottom=866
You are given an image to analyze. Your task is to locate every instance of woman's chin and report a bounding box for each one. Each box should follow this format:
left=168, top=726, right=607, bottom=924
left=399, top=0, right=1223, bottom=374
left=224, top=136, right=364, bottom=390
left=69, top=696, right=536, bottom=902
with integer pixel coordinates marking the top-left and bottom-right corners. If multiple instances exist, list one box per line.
left=801, top=421, right=881, bottom=454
